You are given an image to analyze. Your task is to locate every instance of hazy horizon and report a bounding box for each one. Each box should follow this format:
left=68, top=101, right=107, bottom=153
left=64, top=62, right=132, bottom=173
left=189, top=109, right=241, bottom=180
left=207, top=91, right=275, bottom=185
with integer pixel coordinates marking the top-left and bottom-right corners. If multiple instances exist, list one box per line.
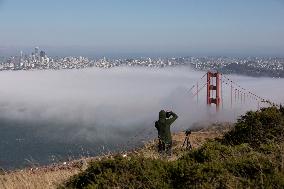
left=1, top=45, right=284, bottom=59
left=1, top=0, right=284, bottom=57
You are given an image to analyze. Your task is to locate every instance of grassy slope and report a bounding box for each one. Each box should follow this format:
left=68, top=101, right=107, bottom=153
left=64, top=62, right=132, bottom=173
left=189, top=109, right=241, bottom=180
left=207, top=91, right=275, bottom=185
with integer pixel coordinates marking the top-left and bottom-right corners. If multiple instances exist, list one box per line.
left=61, top=107, right=284, bottom=189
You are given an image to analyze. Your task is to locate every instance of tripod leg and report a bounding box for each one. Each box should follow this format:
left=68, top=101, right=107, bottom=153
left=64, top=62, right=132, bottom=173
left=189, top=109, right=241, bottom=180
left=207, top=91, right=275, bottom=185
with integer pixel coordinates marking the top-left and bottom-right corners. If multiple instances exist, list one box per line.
left=182, top=137, right=187, bottom=147
left=186, top=138, right=189, bottom=149
left=186, top=138, right=192, bottom=150
left=188, top=140, right=192, bottom=150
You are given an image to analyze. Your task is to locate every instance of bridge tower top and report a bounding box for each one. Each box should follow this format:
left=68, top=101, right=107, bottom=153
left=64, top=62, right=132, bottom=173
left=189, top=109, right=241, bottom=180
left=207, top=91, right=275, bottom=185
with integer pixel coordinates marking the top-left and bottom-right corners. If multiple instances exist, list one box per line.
left=207, top=71, right=221, bottom=111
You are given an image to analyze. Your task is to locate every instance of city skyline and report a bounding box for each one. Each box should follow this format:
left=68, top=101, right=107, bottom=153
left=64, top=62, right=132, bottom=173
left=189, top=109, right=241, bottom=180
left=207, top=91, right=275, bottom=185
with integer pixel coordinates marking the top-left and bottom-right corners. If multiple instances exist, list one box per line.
left=0, top=0, right=284, bottom=56
left=1, top=46, right=283, bottom=79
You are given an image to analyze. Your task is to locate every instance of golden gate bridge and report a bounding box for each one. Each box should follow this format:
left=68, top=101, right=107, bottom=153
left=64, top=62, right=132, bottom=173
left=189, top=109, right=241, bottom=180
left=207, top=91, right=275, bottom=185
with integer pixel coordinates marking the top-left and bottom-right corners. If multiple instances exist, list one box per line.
left=189, top=71, right=279, bottom=112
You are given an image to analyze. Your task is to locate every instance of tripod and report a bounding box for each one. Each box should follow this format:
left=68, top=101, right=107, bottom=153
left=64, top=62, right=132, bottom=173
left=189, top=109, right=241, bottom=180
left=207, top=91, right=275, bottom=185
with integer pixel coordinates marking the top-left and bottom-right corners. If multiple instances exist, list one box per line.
left=182, top=134, right=192, bottom=150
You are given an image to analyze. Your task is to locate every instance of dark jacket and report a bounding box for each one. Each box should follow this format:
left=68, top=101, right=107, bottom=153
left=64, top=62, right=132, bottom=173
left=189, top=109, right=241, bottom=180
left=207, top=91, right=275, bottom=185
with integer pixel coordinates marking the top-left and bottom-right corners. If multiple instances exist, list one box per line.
left=155, top=110, right=178, bottom=144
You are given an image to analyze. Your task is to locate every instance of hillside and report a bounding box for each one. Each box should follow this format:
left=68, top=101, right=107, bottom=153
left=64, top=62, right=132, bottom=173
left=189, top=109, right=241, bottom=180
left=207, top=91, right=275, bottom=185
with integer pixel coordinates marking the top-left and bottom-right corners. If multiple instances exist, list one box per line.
left=61, top=106, right=284, bottom=189
left=0, top=123, right=229, bottom=189
left=1, top=106, right=284, bottom=189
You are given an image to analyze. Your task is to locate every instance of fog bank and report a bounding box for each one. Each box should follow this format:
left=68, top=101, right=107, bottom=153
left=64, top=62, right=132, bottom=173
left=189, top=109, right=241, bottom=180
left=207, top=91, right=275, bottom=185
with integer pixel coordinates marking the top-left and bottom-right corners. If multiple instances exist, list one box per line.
left=0, top=67, right=283, bottom=169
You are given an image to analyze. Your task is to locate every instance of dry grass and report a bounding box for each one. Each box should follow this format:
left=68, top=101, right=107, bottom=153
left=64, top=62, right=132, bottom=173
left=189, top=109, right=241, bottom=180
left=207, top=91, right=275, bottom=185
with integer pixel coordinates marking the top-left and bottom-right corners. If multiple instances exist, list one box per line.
left=0, top=123, right=231, bottom=189
left=135, top=122, right=231, bottom=160
left=0, top=168, right=79, bottom=189
left=0, top=160, right=86, bottom=189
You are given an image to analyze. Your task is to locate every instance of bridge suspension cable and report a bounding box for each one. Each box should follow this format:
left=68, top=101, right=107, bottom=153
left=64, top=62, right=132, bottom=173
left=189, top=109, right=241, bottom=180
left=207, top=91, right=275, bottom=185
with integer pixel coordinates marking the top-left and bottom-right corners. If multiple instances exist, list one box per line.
left=188, top=72, right=207, bottom=94
left=188, top=71, right=279, bottom=112
left=221, top=74, right=278, bottom=107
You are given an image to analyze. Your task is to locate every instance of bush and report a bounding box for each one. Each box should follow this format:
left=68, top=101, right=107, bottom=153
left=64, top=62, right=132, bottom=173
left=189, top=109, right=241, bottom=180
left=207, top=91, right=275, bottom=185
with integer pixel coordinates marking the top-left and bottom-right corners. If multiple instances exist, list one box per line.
left=223, top=107, right=284, bottom=147
left=62, top=142, right=284, bottom=189
left=63, top=155, right=171, bottom=189
left=280, top=104, right=284, bottom=116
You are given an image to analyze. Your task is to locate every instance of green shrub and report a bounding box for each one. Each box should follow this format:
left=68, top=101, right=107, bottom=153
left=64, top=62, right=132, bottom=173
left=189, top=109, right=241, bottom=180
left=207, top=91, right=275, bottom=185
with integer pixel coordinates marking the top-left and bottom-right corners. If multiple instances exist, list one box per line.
left=170, top=160, right=229, bottom=189
left=280, top=104, right=284, bottom=116
left=223, top=107, right=284, bottom=147
left=63, top=155, right=171, bottom=189
left=61, top=142, right=284, bottom=189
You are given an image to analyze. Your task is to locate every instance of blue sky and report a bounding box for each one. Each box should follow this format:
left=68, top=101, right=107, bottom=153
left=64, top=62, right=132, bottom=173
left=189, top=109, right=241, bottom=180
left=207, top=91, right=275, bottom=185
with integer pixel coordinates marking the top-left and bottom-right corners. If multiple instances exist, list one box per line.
left=0, top=0, right=284, bottom=56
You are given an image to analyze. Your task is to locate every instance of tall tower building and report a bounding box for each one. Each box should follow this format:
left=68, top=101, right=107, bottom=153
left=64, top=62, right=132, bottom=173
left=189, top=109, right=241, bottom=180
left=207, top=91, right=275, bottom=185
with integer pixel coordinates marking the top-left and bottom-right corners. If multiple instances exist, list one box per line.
left=40, top=51, right=46, bottom=58
left=20, top=51, right=23, bottom=62
left=35, top=47, right=39, bottom=60
left=35, top=47, right=39, bottom=55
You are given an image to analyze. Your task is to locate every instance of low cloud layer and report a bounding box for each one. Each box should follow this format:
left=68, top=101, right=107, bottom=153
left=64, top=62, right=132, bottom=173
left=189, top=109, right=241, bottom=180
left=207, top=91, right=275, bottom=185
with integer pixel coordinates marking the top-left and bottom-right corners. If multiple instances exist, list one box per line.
left=0, top=67, right=283, bottom=140
left=0, top=67, right=283, bottom=169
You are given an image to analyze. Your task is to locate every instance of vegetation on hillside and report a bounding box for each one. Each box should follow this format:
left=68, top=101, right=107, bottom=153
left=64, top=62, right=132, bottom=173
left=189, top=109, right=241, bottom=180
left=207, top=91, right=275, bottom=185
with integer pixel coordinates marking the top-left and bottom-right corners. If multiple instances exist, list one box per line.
left=61, top=106, right=284, bottom=189
left=222, top=106, right=284, bottom=147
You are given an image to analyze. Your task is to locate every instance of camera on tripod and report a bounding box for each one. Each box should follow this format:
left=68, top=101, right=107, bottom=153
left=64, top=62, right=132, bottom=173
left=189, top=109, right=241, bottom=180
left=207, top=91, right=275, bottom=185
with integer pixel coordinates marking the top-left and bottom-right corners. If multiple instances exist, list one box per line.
left=182, top=128, right=192, bottom=150
left=185, top=129, right=191, bottom=136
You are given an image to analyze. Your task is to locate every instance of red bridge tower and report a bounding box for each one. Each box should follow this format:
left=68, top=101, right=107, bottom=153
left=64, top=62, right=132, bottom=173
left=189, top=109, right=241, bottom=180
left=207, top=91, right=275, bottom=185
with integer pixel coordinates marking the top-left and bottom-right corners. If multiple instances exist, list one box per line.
left=207, top=72, right=221, bottom=111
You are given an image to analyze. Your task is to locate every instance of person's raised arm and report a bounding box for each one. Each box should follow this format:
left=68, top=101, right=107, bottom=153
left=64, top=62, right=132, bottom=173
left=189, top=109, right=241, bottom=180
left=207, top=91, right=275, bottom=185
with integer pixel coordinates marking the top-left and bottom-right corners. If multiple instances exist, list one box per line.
left=155, top=121, right=159, bottom=129
left=167, top=111, right=178, bottom=125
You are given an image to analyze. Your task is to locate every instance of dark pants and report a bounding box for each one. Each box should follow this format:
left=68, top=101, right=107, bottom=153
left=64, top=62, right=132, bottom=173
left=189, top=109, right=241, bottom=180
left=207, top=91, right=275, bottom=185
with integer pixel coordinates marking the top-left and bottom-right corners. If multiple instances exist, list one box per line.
left=158, top=138, right=172, bottom=156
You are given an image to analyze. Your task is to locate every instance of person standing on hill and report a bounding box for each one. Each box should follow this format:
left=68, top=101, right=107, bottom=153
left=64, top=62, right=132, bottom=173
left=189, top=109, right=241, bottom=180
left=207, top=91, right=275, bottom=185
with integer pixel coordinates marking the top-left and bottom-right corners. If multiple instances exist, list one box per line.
left=155, top=110, right=178, bottom=156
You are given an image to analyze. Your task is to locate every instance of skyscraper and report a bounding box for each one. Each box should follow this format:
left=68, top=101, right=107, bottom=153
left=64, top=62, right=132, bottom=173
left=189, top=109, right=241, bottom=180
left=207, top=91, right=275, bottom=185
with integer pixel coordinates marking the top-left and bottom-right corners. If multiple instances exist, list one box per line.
left=40, top=51, right=46, bottom=58
left=35, top=47, right=39, bottom=61
left=20, top=51, right=23, bottom=63
left=35, top=47, right=39, bottom=55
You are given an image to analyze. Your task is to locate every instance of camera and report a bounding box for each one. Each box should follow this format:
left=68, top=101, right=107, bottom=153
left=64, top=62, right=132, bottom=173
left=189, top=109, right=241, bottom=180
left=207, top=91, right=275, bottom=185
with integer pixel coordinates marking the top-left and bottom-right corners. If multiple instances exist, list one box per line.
left=166, top=111, right=172, bottom=118
left=185, top=129, right=191, bottom=136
